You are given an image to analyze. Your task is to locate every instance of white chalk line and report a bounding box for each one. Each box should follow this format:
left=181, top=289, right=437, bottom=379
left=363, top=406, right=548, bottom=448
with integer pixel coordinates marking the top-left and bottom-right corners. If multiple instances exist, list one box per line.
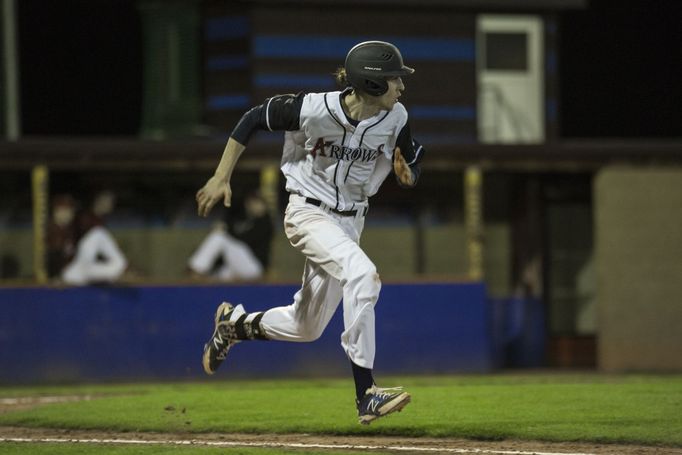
left=0, top=436, right=597, bottom=455
left=0, top=395, right=94, bottom=405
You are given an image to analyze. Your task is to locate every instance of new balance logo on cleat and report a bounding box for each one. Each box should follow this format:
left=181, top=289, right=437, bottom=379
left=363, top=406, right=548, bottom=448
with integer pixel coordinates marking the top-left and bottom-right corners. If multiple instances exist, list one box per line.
left=356, top=385, right=411, bottom=425
left=202, top=302, right=240, bottom=375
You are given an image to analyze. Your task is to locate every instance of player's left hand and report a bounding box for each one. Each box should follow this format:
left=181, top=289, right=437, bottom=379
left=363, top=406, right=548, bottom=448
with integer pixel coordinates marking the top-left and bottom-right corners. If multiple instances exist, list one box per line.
left=393, top=147, right=414, bottom=186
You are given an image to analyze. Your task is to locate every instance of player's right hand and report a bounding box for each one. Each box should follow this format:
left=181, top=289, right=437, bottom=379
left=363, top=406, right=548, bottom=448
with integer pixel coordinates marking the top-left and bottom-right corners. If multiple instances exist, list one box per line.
left=196, top=176, right=232, bottom=217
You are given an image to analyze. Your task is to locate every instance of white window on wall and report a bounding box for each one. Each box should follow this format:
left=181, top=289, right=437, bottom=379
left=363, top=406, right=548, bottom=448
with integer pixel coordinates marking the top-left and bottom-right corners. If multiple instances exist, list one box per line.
left=477, top=15, right=545, bottom=144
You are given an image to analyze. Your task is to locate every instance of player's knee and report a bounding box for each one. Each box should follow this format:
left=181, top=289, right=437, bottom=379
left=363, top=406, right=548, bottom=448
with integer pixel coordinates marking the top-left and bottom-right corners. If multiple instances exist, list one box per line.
left=353, top=267, right=381, bottom=299
left=370, top=271, right=382, bottom=296
left=297, top=323, right=325, bottom=342
left=349, top=261, right=376, bottom=280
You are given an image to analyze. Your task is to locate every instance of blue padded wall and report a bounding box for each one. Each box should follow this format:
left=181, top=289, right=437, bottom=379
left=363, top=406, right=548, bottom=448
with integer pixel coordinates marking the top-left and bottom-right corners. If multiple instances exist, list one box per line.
left=0, top=282, right=491, bottom=383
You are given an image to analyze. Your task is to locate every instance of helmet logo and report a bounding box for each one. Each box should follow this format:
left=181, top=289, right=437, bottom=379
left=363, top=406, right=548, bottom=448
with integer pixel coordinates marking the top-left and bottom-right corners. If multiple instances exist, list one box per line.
left=363, top=66, right=382, bottom=71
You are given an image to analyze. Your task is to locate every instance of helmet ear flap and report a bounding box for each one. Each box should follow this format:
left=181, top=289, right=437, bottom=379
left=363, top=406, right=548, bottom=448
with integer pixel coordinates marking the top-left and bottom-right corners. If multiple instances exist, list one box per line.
left=363, top=78, right=388, bottom=96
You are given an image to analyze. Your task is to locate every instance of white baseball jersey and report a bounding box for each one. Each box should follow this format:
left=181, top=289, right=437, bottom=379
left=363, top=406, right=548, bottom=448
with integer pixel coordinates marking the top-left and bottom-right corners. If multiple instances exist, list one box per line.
left=232, top=87, right=423, bottom=212
left=281, top=90, right=409, bottom=211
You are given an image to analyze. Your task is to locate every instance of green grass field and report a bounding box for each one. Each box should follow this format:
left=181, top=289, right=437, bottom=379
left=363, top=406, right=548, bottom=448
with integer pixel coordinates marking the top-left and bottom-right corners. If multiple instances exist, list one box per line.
left=1, top=373, right=681, bottom=454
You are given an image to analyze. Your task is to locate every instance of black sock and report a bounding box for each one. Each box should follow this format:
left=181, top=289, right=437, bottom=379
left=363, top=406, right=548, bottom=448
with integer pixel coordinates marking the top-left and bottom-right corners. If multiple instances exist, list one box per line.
left=351, top=361, right=374, bottom=401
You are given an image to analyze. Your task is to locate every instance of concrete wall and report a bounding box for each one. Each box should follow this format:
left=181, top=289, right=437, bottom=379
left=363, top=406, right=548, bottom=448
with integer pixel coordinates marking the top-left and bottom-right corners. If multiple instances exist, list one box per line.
left=595, top=166, right=682, bottom=371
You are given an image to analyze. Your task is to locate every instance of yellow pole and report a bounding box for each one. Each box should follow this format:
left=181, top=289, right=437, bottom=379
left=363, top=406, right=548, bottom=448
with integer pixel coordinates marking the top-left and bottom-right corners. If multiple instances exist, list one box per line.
left=259, top=164, right=279, bottom=279
left=464, top=166, right=484, bottom=281
left=259, top=164, right=279, bottom=218
left=31, top=165, right=49, bottom=283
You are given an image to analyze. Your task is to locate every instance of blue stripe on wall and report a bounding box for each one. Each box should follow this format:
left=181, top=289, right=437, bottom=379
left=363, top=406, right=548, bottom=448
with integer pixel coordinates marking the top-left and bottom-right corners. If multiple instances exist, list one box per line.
left=253, top=36, right=475, bottom=61
left=546, top=20, right=557, bottom=35
left=546, top=51, right=556, bottom=74
left=410, top=105, right=476, bottom=121
left=205, top=16, right=249, bottom=41
left=546, top=98, right=557, bottom=123
left=254, top=74, right=336, bottom=89
left=207, top=55, right=249, bottom=71
left=206, top=94, right=251, bottom=111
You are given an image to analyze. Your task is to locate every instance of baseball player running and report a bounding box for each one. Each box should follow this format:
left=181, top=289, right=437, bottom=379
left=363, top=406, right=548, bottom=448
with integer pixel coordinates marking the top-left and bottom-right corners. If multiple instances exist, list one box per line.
left=196, top=40, right=425, bottom=424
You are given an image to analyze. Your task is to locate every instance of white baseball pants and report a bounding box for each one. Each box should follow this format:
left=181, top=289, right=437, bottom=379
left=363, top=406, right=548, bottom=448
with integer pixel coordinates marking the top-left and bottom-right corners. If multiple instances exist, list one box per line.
left=61, top=226, right=127, bottom=285
left=260, top=194, right=379, bottom=369
left=188, top=228, right=263, bottom=281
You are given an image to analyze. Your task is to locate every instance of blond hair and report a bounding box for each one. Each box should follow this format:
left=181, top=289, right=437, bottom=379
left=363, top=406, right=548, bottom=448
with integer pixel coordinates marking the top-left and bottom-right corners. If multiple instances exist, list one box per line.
left=334, top=67, right=349, bottom=88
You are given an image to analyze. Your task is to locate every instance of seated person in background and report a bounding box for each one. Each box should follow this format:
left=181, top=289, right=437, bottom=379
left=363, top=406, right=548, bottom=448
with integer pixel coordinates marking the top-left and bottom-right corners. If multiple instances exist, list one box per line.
left=47, top=194, right=77, bottom=279
left=188, top=220, right=263, bottom=281
left=61, top=190, right=128, bottom=285
left=227, top=190, right=274, bottom=272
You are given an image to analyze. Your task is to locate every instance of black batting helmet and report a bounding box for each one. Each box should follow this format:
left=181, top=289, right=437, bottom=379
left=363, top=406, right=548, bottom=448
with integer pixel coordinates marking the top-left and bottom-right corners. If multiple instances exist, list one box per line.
left=344, top=41, right=415, bottom=96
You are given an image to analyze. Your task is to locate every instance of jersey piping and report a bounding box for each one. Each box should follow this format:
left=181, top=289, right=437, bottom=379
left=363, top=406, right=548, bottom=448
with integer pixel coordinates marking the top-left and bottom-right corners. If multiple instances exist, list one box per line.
left=324, top=93, right=349, bottom=210
left=265, top=98, right=274, bottom=131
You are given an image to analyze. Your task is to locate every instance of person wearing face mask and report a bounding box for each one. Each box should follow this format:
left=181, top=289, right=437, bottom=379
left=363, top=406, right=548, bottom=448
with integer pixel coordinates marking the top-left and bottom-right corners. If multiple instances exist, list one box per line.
left=47, top=194, right=78, bottom=279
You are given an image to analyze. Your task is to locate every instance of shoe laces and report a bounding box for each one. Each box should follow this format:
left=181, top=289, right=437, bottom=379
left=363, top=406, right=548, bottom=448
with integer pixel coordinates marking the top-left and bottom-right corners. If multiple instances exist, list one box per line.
left=368, top=386, right=403, bottom=400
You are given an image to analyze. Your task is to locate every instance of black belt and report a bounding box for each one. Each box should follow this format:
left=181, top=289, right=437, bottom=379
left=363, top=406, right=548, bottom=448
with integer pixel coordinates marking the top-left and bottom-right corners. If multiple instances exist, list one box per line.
left=304, top=197, right=367, bottom=217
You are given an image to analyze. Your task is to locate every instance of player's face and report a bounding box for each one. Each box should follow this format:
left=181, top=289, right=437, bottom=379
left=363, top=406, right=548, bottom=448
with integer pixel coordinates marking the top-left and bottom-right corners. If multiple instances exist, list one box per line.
left=378, top=77, right=404, bottom=110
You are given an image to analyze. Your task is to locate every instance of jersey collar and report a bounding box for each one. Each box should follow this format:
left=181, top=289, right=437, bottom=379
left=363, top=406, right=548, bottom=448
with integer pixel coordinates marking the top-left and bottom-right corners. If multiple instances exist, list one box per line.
left=335, top=88, right=387, bottom=128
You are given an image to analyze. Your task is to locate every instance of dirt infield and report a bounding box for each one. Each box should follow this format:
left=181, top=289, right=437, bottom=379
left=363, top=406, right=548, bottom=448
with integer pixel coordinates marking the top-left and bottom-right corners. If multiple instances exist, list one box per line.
left=2, top=426, right=681, bottom=455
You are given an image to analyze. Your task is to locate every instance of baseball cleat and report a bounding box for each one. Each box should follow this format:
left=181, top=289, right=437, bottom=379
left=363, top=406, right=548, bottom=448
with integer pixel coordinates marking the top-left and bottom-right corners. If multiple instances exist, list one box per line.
left=356, top=385, right=411, bottom=425
left=202, top=302, right=243, bottom=375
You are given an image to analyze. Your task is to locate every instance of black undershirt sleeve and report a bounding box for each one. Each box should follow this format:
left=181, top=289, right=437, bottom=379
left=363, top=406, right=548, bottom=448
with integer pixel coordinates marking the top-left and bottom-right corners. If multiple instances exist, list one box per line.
left=394, top=122, right=426, bottom=187
left=230, top=92, right=305, bottom=145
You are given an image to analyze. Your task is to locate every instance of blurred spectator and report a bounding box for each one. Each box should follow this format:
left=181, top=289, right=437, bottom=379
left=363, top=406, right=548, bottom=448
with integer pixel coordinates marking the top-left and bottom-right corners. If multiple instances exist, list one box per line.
left=228, top=190, right=274, bottom=272
left=46, top=194, right=77, bottom=278
left=61, top=190, right=128, bottom=285
left=188, top=221, right=263, bottom=281
left=188, top=191, right=272, bottom=281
